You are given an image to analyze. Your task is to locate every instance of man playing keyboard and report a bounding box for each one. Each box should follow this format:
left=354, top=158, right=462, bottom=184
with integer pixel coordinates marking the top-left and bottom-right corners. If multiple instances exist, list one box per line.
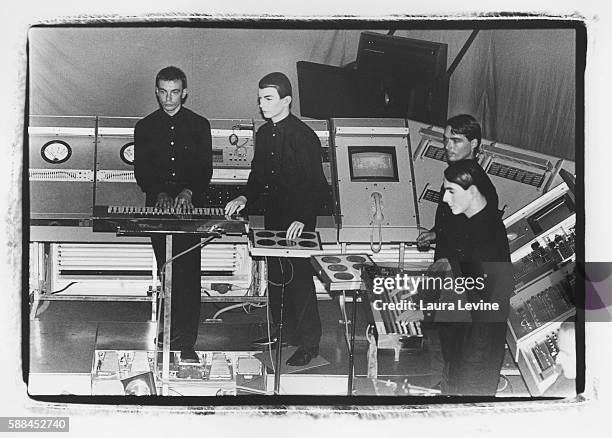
left=134, top=66, right=213, bottom=361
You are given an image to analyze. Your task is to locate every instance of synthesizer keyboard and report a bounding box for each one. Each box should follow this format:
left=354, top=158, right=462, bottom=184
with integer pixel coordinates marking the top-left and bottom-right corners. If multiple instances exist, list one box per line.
left=92, top=205, right=248, bottom=235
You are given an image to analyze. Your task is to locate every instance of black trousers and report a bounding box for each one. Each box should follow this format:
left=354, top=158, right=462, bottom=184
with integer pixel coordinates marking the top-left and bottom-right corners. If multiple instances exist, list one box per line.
left=266, top=257, right=322, bottom=350
left=438, top=322, right=507, bottom=396
left=151, top=234, right=202, bottom=348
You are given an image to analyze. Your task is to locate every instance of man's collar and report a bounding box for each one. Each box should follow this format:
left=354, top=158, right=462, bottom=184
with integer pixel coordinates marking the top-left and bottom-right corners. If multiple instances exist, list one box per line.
left=271, top=112, right=291, bottom=127
left=467, top=203, right=497, bottom=223
left=160, top=106, right=184, bottom=119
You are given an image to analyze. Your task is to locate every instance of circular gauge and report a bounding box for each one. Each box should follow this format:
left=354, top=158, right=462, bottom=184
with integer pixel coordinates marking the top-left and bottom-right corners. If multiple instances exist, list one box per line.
left=41, top=140, right=72, bottom=164
left=120, top=142, right=135, bottom=165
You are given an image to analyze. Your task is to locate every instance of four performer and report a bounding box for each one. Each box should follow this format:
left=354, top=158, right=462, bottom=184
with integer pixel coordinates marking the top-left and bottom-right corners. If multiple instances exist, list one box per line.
left=131, top=67, right=523, bottom=392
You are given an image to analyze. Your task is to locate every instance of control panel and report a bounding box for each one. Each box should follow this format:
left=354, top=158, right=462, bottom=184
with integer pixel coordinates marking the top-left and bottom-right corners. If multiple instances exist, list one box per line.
left=210, top=119, right=255, bottom=168
left=29, top=115, right=97, bottom=221
left=330, top=118, right=420, bottom=245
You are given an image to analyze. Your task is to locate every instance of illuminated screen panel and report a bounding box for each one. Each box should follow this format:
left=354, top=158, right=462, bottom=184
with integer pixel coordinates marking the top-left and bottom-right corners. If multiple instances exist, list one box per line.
left=348, top=146, right=399, bottom=182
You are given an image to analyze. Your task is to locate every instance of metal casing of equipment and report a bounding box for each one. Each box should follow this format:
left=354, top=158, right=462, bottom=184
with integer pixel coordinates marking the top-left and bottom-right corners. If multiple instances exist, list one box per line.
left=95, top=117, right=143, bottom=207
left=44, top=242, right=254, bottom=297
left=407, top=118, right=576, bottom=231
left=29, top=115, right=96, bottom=221
left=29, top=117, right=260, bottom=304
left=514, top=321, right=571, bottom=396
left=504, top=182, right=575, bottom=254
left=330, top=118, right=420, bottom=243
left=407, top=119, right=449, bottom=231
left=479, top=141, right=575, bottom=219
left=209, top=119, right=254, bottom=184
left=503, top=183, right=576, bottom=396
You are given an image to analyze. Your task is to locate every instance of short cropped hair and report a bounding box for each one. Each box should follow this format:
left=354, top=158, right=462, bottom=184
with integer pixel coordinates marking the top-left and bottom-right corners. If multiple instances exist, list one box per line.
left=446, top=114, right=482, bottom=155
left=258, top=72, right=292, bottom=98
left=155, top=66, right=187, bottom=89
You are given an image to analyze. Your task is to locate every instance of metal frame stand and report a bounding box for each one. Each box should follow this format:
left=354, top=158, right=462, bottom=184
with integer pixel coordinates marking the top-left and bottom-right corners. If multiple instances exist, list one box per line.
left=158, top=233, right=219, bottom=396
left=338, top=289, right=360, bottom=396
left=273, top=260, right=286, bottom=395
left=347, top=289, right=359, bottom=396
left=161, top=235, right=173, bottom=396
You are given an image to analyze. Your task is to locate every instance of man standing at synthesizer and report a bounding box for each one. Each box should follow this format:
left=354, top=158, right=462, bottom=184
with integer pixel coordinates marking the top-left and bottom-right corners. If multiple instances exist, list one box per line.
left=225, top=72, right=329, bottom=366
left=134, top=66, right=213, bottom=361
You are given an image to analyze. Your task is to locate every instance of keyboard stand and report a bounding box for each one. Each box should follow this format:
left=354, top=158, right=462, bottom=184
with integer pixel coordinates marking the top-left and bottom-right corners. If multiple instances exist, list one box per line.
left=155, top=233, right=220, bottom=396
left=161, top=234, right=173, bottom=396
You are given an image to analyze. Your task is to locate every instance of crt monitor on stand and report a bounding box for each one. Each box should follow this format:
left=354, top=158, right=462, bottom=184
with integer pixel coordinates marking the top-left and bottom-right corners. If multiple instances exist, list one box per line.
left=356, top=31, right=447, bottom=81
left=355, top=31, right=449, bottom=125
left=297, top=61, right=395, bottom=119
left=347, top=146, right=399, bottom=182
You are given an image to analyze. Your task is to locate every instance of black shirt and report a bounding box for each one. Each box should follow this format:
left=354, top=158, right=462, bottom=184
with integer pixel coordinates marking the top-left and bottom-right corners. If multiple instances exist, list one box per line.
left=243, top=113, right=328, bottom=230
left=446, top=205, right=513, bottom=322
left=134, top=107, right=212, bottom=205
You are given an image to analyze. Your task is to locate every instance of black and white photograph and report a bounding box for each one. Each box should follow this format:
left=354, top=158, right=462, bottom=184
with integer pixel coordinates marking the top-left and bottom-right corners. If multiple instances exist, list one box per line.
left=2, top=0, right=612, bottom=435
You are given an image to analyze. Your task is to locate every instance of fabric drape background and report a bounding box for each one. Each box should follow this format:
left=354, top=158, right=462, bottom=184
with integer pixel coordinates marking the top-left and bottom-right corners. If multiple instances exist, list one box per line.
left=29, top=27, right=576, bottom=159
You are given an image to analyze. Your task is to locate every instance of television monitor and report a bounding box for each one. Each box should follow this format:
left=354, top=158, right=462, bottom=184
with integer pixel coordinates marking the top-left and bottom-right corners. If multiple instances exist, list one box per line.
left=297, top=61, right=398, bottom=119
left=357, top=31, right=448, bottom=80
left=355, top=31, right=449, bottom=125
left=348, top=146, right=399, bottom=182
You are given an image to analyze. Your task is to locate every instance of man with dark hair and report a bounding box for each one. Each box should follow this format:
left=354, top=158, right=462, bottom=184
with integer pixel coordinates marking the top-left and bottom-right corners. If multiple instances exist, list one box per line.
left=436, top=160, right=513, bottom=395
left=225, top=72, right=328, bottom=366
left=134, top=66, right=213, bottom=361
left=417, top=114, right=498, bottom=260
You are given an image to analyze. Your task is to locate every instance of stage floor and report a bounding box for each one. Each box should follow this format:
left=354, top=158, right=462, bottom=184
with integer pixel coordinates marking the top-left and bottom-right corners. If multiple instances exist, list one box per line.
left=27, top=298, right=529, bottom=397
